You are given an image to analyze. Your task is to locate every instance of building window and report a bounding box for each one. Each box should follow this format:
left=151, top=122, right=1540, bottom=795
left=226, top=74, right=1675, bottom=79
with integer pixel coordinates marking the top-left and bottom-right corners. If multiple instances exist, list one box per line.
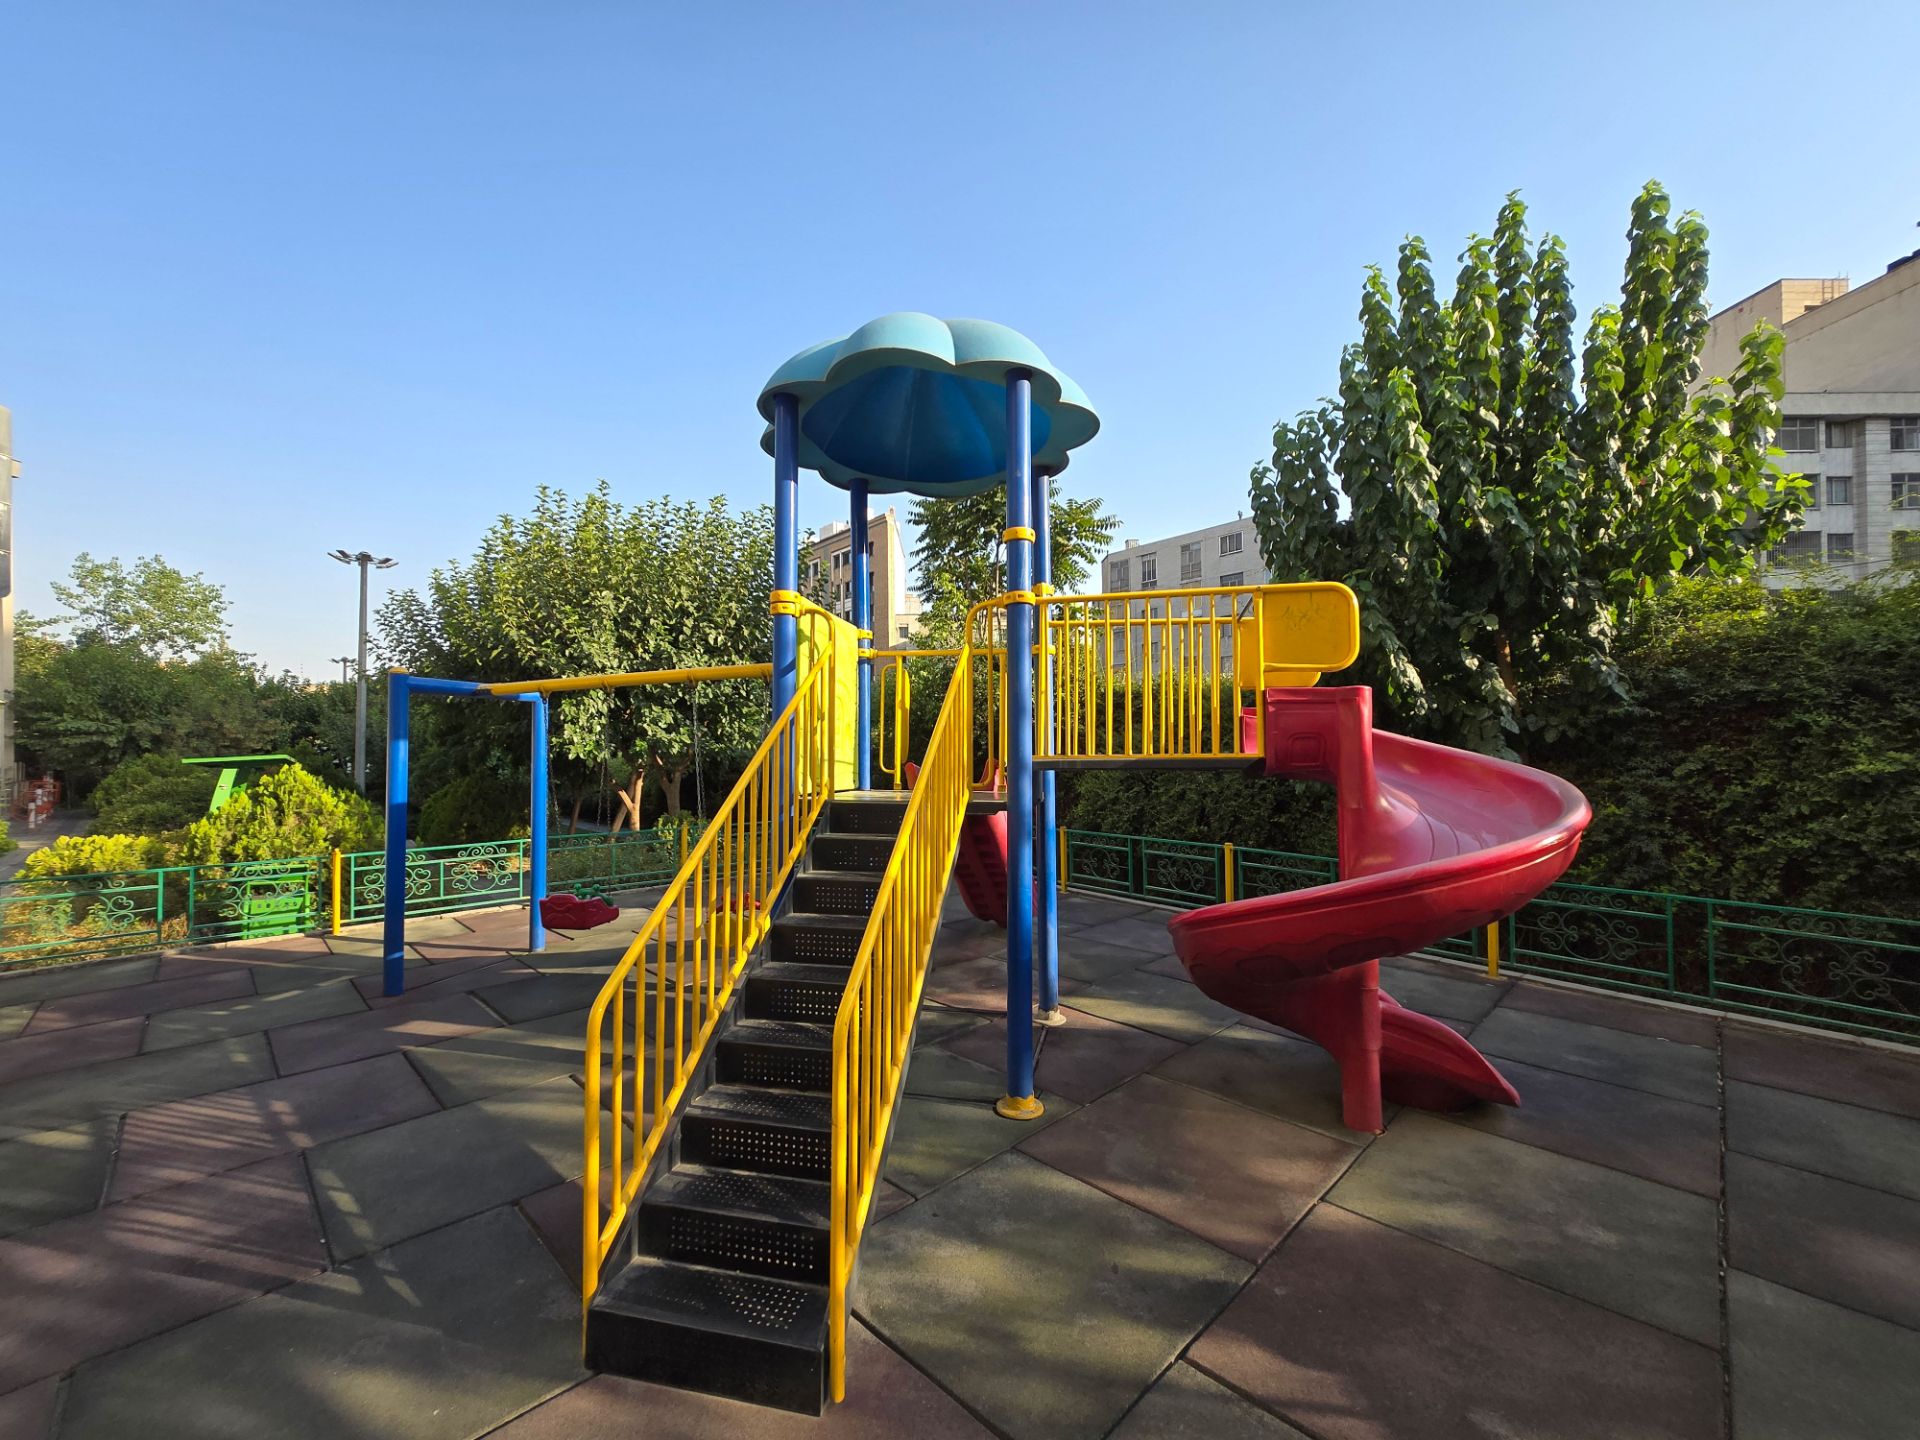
left=1892, top=417, right=1920, bottom=451
left=1827, top=475, right=1852, bottom=507
left=1825, top=420, right=1854, bottom=449
left=1179, top=542, right=1202, bottom=583
left=1894, top=474, right=1920, bottom=511
left=1777, top=417, right=1819, bottom=451
left=1804, top=475, right=1821, bottom=510
left=1109, top=559, right=1130, bottom=590
left=1220, top=571, right=1245, bottom=587
left=897, top=625, right=909, bottom=641
left=1220, top=531, right=1244, bottom=557
left=1776, top=530, right=1822, bottom=563
left=1894, top=531, right=1920, bottom=563
left=1139, top=554, right=1158, bottom=587
left=1827, top=533, right=1855, bottom=561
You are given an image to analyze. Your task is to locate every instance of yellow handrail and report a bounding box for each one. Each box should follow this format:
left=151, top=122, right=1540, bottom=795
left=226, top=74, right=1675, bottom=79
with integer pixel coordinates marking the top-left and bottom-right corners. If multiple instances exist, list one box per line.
left=580, top=647, right=836, bottom=1311
left=875, top=656, right=912, bottom=790
left=828, top=634, right=978, bottom=1400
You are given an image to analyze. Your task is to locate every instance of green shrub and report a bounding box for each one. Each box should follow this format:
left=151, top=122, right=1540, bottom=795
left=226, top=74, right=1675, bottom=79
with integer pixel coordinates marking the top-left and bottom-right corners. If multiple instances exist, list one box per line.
left=19, top=831, right=173, bottom=879
left=179, top=762, right=380, bottom=863
left=88, top=754, right=218, bottom=835
left=416, top=771, right=530, bottom=846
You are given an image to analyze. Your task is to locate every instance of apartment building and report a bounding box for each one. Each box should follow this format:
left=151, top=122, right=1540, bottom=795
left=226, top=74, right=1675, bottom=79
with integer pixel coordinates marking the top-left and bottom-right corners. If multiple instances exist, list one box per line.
left=1695, top=255, right=1920, bottom=583
left=1101, top=514, right=1268, bottom=596
left=0, top=407, right=14, bottom=796
left=803, top=506, right=924, bottom=649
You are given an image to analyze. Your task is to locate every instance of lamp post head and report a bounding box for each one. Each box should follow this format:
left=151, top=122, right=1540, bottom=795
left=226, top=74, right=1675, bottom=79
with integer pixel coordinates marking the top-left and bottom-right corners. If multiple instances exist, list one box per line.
left=328, top=550, right=399, bottom=569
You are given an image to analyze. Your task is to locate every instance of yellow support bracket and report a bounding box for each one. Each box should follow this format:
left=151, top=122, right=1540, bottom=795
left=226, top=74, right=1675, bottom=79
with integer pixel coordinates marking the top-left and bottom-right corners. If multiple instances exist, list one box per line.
left=1001, top=525, right=1036, bottom=544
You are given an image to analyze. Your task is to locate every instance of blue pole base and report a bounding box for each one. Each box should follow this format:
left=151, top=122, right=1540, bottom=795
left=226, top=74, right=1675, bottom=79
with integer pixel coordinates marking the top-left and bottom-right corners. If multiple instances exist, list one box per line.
left=995, top=1094, right=1046, bottom=1121
left=1035, top=1008, right=1067, bottom=1029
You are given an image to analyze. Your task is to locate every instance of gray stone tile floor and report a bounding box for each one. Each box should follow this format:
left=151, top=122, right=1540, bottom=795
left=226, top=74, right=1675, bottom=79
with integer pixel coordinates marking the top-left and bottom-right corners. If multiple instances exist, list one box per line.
left=1, top=888, right=1918, bottom=1436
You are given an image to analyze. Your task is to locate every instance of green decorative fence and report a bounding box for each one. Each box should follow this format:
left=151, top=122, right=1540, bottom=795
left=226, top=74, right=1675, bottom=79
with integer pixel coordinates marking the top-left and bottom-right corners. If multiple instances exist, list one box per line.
left=0, top=822, right=704, bottom=973
left=1062, top=828, right=1920, bottom=1044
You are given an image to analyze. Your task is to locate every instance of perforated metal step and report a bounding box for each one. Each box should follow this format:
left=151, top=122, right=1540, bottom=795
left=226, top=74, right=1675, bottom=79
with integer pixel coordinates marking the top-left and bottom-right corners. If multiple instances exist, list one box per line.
left=746, top=962, right=852, bottom=1025
left=792, top=870, right=883, bottom=916
left=682, top=1084, right=832, bottom=1180
left=716, top=1017, right=834, bottom=1090
left=809, top=832, right=898, bottom=871
left=825, top=796, right=912, bottom=834
left=586, top=1256, right=827, bottom=1414
left=770, top=913, right=866, bottom=966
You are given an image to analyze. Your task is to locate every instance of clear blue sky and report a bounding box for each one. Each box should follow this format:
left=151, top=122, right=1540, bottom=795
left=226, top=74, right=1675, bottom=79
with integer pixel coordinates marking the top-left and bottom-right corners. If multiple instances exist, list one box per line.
left=4, top=1, right=1914, bottom=677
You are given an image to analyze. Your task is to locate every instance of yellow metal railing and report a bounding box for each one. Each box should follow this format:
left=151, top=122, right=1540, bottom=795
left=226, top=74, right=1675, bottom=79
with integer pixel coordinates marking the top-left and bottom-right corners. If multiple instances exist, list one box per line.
left=580, top=647, right=837, bottom=1310
left=828, top=634, right=979, bottom=1400
left=875, top=655, right=912, bottom=789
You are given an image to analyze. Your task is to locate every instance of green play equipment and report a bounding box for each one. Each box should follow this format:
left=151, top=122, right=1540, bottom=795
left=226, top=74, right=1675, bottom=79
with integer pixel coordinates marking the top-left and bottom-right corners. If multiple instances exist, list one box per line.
left=180, top=754, right=296, bottom=814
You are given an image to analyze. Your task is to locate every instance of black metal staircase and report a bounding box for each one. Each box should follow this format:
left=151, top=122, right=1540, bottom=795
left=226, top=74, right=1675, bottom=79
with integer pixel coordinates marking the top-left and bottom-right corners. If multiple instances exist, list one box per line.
left=583, top=791, right=909, bottom=1415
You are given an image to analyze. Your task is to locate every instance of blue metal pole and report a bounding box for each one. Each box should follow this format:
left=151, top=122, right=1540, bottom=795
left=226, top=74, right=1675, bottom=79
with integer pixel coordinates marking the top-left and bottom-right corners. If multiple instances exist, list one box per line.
left=771, top=393, right=800, bottom=720
left=1033, top=465, right=1062, bottom=1024
left=850, top=479, right=872, bottom=791
left=381, top=673, right=411, bottom=997
left=528, top=694, right=548, bottom=953
left=998, top=370, right=1042, bottom=1119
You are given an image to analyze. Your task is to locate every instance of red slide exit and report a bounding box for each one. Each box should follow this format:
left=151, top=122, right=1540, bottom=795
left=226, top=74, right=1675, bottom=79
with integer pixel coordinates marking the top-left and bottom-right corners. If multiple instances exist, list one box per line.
left=1168, top=687, right=1591, bottom=1133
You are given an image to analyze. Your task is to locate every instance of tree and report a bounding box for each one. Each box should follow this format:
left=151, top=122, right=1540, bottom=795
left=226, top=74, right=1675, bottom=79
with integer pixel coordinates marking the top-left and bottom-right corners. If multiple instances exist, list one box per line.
left=179, top=762, right=380, bottom=863
left=1249, top=183, right=1803, bottom=755
left=908, top=486, right=1121, bottom=643
left=378, top=483, right=774, bottom=828
left=49, top=553, right=230, bottom=658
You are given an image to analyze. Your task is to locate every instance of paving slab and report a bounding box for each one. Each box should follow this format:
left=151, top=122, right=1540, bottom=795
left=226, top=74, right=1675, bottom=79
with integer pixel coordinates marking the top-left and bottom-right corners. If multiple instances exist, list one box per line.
left=246, top=947, right=413, bottom=995
left=142, top=977, right=366, bottom=1051
left=858, top=1150, right=1250, bottom=1440
left=1066, top=969, right=1241, bottom=1044
left=358, top=956, right=534, bottom=1007
left=110, top=1052, right=440, bottom=1202
left=306, top=1074, right=598, bottom=1259
left=268, top=991, right=501, bottom=1074
left=973, top=1006, right=1186, bottom=1104
left=1022, top=1074, right=1357, bottom=1262
left=0, top=1154, right=326, bottom=1393
left=1727, top=1151, right=1920, bottom=1329
left=0, top=1120, right=117, bottom=1237
left=1726, top=1079, right=1920, bottom=1201
left=1058, top=935, right=1163, bottom=984
left=1729, top=1270, right=1920, bottom=1440
left=1109, top=1363, right=1311, bottom=1440
left=928, top=927, right=1008, bottom=966
left=0, top=955, right=158, bottom=1005
left=23, top=970, right=254, bottom=1033
left=517, top=1178, right=586, bottom=1290
left=1071, top=913, right=1177, bottom=956
left=923, top=955, right=1058, bottom=1013
left=0, top=1376, right=59, bottom=1440
left=0, top=1015, right=145, bottom=1085
left=0, top=1034, right=274, bottom=1141
left=60, top=1205, right=581, bottom=1440
left=1189, top=1205, right=1720, bottom=1440
left=1499, top=978, right=1721, bottom=1047
left=1377, top=957, right=1506, bottom=1022
left=1331, top=1111, right=1721, bottom=1344
left=0, top=1002, right=38, bottom=1039
left=905, top=1045, right=1013, bottom=1102
left=873, top=1178, right=915, bottom=1220
left=406, top=1008, right=591, bottom=1107
left=1442, top=1055, right=1722, bottom=1197
left=914, top=1002, right=986, bottom=1046
left=1469, top=1005, right=1718, bottom=1104
left=1061, top=895, right=1162, bottom=929
left=883, top=1091, right=1077, bottom=1196
left=1152, top=1024, right=1380, bottom=1144
left=1724, top=1022, right=1920, bottom=1120
left=487, top=1319, right=996, bottom=1439
left=474, top=972, right=607, bottom=1024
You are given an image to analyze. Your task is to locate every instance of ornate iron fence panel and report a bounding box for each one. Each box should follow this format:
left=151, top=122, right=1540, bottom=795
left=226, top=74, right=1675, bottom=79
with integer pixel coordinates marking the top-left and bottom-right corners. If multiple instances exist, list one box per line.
left=547, top=827, right=696, bottom=900
left=345, top=841, right=529, bottom=924
left=1501, top=884, right=1679, bottom=994
left=186, top=858, right=323, bottom=945
left=1707, top=901, right=1920, bottom=1041
left=1062, top=830, right=1137, bottom=897
left=0, top=867, right=172, bottom=968
left=1234, top=846, right=1339, bottom=900
left=1139, top=836, right=1223, bottom=906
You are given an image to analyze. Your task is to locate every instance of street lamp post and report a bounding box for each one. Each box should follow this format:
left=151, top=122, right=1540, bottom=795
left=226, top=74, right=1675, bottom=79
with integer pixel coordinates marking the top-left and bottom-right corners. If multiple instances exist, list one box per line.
left=328, top=550, right=398, bottom=792
left=329, top=656, right=353, bottom=685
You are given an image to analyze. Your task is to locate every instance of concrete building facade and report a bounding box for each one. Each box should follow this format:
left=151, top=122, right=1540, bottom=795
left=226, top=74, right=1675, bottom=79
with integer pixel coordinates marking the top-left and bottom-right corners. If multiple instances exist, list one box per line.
left=1101, top=514, right=1269, bottom=597
left=804, top=506, right=924, bottom=650
left=1697, top=257, right=1920, bottom=583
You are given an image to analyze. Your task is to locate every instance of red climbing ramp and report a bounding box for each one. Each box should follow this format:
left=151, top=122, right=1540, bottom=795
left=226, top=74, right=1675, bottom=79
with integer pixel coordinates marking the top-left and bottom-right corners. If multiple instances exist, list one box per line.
left=1168, top=686, right=1591, bottom=1132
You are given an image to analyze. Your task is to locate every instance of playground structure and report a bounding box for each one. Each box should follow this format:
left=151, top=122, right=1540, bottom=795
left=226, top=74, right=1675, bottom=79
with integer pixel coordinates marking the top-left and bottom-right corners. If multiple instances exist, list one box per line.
left=376, top=314, right=1592, bottom=1415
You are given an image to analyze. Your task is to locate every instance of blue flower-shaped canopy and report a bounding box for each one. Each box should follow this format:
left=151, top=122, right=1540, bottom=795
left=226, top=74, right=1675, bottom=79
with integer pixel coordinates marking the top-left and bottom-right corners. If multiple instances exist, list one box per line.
left=757, top=314, right=1099, bottom=496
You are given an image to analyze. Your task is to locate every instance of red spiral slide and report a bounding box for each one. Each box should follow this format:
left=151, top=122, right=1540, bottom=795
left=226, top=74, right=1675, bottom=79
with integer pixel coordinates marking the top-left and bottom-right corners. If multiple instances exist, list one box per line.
left=1167, top=687, right=1591, bottom=1133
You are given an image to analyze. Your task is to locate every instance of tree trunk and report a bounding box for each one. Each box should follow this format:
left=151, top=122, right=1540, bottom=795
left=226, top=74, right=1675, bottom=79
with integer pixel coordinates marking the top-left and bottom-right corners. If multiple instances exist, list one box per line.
left=610, top=771, right=645, bottom=834
left=660, top=767, right=685, bottom=817
left=568, top=794, right=583, bottom=834
left=1494, top=626, right=1520, bottom=701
